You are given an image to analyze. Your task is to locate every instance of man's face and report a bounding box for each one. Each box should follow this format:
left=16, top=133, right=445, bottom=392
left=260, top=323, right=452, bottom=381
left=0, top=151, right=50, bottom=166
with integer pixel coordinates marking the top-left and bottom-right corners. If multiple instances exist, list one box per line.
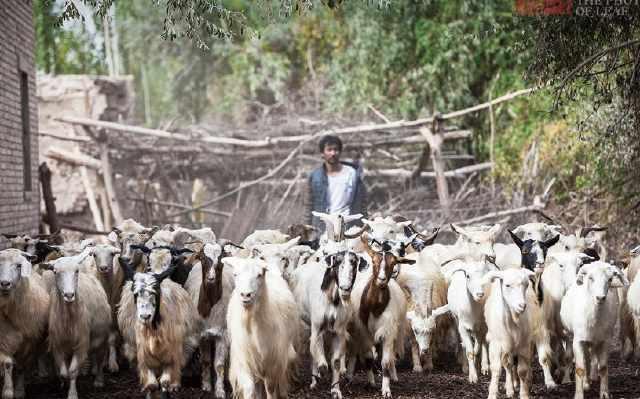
left=322, top=143, right=341, bottom=165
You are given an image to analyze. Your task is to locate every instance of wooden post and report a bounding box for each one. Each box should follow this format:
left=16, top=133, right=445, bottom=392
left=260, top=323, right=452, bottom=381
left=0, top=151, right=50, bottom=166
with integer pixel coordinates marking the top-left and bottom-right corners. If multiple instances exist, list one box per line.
left=420, top=114, right=450, bottom=218
left=39, top=162, right=62, bottom=242
left=99, top=140, right=124, bottom=225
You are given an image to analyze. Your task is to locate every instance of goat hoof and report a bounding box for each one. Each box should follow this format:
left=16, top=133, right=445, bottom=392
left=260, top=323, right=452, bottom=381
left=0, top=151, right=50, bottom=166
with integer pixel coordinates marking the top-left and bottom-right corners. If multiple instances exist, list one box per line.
left=142, top=382, right=158, bottom=392
left=412, top=366, right=423, bottom=374
left=94, top=378, right=105, bottom=388
left=331, top=389, right=342, bottom=399
left=383, top=392, right=392, bottom=399
left=2, top=390, right=14, bottom=399
left=546, top=381, right=558, bottom=390
left=318, top=363, right=328, bottom=378
left=214, top=387, right=226, bottom=399
left=108, top=362, right=119, bottom=373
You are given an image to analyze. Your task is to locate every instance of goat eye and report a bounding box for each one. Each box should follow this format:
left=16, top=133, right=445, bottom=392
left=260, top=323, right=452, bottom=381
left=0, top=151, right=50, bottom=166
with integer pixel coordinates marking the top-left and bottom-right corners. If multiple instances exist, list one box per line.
left=505, top=284, right=511, bottom=288
left=589, top=276, right=594, bottom=282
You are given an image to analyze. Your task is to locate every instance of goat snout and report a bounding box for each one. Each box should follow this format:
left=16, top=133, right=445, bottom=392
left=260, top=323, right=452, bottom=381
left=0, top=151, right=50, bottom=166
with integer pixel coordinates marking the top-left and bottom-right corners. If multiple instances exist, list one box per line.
left=119, top=256, right=131, bottom=264
left=473, top=291, right=485, bottom=300
left=98, top=266, right=110, bottom=273
left=139, top=313, right=152, bottom=322
left=63, top=292, right=76, bottom=303
left=240, top=292, right=254, bottom=305
left=515, top=302, right=526, bottom=314
left=595, top=295, right=606, bottom=304
left=0, top=280, right=10, bottom=289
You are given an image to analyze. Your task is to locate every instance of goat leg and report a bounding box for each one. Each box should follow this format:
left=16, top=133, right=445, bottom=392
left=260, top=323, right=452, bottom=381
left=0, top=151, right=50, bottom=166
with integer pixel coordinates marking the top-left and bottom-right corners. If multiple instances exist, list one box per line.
left=213, top=337, right=228, bottom=399
left=107, top=331, right=119, bottom=373
left=200, top=339, right=213, bottom=392
left=1, top=355, right=14, bottom=399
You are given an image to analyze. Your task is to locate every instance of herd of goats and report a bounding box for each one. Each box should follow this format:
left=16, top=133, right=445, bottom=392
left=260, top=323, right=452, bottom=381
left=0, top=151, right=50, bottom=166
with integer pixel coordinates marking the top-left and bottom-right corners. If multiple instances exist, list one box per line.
left=0, top=211, right=638, bottom=399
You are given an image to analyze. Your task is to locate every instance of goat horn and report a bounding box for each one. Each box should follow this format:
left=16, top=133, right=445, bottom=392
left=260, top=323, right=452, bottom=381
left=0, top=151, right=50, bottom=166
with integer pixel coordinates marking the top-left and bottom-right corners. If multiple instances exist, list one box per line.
left=580, top=226, right=608, bottom=238
left=344, top=225, right=369, bottom=239
left=218, top=239, right=243, bottom=249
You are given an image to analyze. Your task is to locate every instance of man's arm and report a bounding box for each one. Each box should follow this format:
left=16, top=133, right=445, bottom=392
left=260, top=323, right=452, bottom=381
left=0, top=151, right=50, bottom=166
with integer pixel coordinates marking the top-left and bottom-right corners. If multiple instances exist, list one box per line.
left=303, top=174, right=313, bottom=225
left=351, top=175, right=368, bottom=219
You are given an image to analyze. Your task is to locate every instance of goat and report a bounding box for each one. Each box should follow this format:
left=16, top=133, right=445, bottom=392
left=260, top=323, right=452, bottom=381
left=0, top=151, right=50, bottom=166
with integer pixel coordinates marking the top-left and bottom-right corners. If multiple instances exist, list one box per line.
left=346, top=234, right=414, bottom=398
left=241, top=229, right=290, bottom=249
left=43, top=251, right=112, bottom=399
left=484, top=268, right=536, bottom=399
left=184, top=242, right=235, bottom=397
left=107, top=219, right=159, bottom=272
left=81, top=240, right=124, bottom=373
left=121, top=261, right=202, bottom=397
left=224, top=256, right=302, bottom=398
left=292, top=247, right=366, bottom=399
left=0, top=249, right=50, bottom=399
left=622, top=246, right=640, bottom=360
left=397, top=251, right=451, bottom=373
left=443, top=258, right=497, bottom=383
left=560, top=261, right=628, bottom=399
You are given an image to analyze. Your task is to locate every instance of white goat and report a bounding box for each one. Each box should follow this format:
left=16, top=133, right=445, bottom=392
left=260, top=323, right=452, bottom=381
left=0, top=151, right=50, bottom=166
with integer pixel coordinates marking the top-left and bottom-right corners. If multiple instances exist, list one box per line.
left=292, top=247, right=365, bottom=399
left=224, top=257, right=302, bottom=398
left=560, top=261, right=627, bottom=399
left=241, top=229, right=290, bottom=249
left=484, top=268, right=536, bottom=399
left=0, top=249, right=50, bottom=399
left=397, top=251, right=451, bottom=373
left=444, top=259, right=497, bottom=383
left=622, top=246, right=640, bottom=360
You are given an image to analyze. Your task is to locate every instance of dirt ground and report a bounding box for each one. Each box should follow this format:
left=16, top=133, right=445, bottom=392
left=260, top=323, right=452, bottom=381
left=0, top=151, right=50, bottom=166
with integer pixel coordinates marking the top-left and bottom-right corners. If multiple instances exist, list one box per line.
left=26, top=349, right=640, bottom=399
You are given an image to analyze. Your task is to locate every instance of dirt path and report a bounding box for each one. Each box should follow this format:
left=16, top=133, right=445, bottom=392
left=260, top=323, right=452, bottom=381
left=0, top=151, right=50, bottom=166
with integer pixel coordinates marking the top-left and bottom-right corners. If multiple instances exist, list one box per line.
left=26, top=351, right=640, bottom=398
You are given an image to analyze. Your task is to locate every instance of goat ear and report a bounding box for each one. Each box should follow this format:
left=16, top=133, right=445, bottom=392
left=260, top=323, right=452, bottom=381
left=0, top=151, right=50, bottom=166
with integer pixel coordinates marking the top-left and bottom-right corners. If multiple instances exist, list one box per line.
left=130, top=244, right=151, bottom=254
left=19, top=251, right=37, bottom=263
left=488, top=224, right=502, bottom=239
left=320, top=267, right=334, bottom=291
left=2, top=233, right=18, bottom=239
left=576, top=268, right=587, bottom=285
left=406, top=310, right=416, bottom=324
left=119, top=258, right=136, bottom=281
left=251, top=248, right=262, bottom=258
left=154, top=265, right=176, bottom=282
left=39, top=262, right=54, bottom=271
left=107, top=231, right=119, bottom=244
left=609, top=266, right=629, bottom=288
left=543, top=234, right=560, bottom=249
left=431, top=304, right=450, bottom=318
left=509, top=230, right=524, bottom=249
left=484, top=271, right=502, bottom=284
left=358, top=257, right=369, bottom=272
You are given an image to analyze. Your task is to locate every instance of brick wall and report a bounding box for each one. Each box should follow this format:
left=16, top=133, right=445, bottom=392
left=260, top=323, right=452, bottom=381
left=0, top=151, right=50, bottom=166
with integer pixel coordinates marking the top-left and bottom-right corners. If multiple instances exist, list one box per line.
left=0, top=0, right=40, bottom=247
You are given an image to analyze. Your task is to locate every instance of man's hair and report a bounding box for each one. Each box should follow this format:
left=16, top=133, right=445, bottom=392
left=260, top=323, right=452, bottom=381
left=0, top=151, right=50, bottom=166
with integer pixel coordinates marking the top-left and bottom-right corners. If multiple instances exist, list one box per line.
left=318, top=135, right=343, bottom=153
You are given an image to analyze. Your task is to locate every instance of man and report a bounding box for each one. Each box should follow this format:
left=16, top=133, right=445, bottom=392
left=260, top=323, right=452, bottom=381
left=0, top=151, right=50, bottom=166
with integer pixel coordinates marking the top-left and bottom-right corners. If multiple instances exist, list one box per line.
left=304, top=135, right=367, bottom=233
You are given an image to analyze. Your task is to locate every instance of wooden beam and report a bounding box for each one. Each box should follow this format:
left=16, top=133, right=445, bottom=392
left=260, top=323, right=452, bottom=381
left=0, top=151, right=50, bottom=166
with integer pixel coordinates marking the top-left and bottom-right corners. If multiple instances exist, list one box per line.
left=54, top=87, right=533, bottom=148
left=421, top=118, right=450, bottom=217
left=39, top=163, right=61, bottom=240
left=39, top=131, right=91, bottom=143
left=99, top=142, right=124, bottom=225
left=45, top=147, right=102, bottom=169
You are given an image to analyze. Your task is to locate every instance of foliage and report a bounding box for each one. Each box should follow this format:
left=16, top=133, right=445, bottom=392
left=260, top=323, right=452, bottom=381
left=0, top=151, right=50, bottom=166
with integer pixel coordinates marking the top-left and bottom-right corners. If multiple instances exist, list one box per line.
left=519, top=6, right=640, bottom=194
left=34, top=0, right=105, bottom=74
